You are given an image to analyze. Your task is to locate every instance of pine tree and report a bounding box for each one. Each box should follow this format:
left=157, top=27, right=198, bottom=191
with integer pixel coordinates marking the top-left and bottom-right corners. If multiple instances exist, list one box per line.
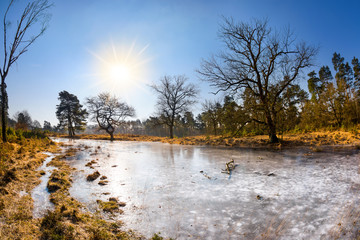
left=56, top=91, right=87, bottom=137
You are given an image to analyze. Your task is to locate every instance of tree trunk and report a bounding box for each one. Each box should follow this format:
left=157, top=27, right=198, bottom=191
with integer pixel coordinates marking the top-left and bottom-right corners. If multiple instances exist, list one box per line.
left=109, top=132, right=114, bottom=141
left=1, top=79, right=7, bottom=142
left=68, top=123, right=73, bottom=137
left=266, top=114, right=279, bottom=143
left=169, top=125, right=174, bottom=138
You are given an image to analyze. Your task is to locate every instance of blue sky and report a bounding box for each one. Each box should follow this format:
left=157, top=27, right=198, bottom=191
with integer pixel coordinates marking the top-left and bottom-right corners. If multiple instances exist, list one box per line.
left=1, top=0, right=360, bottom=126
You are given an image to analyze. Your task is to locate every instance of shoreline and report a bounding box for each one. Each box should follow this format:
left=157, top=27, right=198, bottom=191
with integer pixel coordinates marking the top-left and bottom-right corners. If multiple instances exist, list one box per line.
left=51, top=130, right=360, bottom=151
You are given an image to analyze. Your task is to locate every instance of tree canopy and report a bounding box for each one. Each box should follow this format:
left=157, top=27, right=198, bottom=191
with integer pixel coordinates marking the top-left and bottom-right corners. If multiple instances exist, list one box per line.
left=150, top=75, right=198, bottom=138
left=56, top=91, right=87, bottom=137
left=0, top=0, right=52, bottom=142
left=198, top=18, right=317, bottom=143
left=86, top=92, right=135, bottom=141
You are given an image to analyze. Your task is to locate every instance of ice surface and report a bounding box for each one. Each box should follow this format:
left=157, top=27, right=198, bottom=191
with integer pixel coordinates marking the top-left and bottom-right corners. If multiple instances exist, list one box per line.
left=32, top=153, right=56, bottom=218
left=56, top=139, right=359, bottom=239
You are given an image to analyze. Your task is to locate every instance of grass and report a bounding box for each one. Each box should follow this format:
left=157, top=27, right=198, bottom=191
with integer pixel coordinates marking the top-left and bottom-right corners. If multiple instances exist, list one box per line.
left=96, top=199, right=124, bottom=214
left=0, top=133, right=146, bottom=240
left=86, top=171, right=101, bottom=181
left=43, top=146, right=143, bottom=240
left=0, top=135, right=58, bottom=239
left=52, top=130, right=360, bottom=149
left=2, top=129, right=359, bottom=239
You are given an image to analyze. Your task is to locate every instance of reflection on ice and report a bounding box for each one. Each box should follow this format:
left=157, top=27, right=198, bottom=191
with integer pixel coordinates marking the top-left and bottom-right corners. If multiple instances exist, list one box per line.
left=59, top=139, right=359, bottom=239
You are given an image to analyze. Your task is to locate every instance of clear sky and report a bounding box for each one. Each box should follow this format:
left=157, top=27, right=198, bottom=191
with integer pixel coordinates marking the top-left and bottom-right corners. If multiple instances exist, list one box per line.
left=1, top=0, right=360, bottom=126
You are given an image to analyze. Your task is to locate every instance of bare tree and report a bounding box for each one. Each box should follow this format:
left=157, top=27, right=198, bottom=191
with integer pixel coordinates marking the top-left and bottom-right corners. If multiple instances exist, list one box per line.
left=198, top=18, right=317, bottom=143
left=86, top=92, right=135, bottom=141
left=201, top=99, right=223, bottom=135
left=0, top=0, right=52, bottom=142
left=151, top=75, right=198, bottom=138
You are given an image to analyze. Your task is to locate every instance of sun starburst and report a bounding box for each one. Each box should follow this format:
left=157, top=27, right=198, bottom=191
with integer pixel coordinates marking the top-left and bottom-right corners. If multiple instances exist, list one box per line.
left=88, top=40, right=151, bottom=94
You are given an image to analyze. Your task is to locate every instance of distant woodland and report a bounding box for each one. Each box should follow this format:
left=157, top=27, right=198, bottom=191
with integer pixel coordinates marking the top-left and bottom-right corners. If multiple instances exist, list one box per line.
left=1, top=12, right=359, bottom=143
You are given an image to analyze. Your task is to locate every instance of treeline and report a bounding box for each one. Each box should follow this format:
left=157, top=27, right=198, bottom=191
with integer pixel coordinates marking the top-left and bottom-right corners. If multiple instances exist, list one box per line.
left=2, top=52, right=359, bottom=141
left=301, top=53, right=360, bottom=130
left=1, top=16, right=360, bottom=143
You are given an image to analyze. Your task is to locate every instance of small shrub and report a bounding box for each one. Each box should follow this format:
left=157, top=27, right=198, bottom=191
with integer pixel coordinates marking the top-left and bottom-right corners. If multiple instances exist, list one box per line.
left=6, top=127, right=16, bottom=137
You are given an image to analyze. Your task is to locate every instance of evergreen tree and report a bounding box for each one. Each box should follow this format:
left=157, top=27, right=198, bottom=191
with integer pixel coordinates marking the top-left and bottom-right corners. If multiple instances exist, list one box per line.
left=56, top=91, right=87, bottom=137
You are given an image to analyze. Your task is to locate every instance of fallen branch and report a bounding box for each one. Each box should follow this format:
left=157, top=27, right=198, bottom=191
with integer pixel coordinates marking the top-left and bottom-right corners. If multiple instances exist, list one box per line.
left=222, top=159, right=236, bottom=174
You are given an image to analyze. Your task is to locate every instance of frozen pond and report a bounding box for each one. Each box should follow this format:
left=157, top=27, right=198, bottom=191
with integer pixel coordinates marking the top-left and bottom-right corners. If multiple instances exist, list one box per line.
left=32, top=153, right=56, bottom=218
left=57, top=139, right=359, bottom=239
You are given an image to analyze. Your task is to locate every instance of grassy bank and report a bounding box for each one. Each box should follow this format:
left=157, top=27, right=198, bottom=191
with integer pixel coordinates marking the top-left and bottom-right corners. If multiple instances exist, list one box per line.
left=53, top=130, right=360, bottom=149
left=2, top=130, right=358, bottom=239
left=41, top=146, right=143, bottom=240
left=0, top=135, right=58, bottom=239
left=0, top=133, right=169, bottom=239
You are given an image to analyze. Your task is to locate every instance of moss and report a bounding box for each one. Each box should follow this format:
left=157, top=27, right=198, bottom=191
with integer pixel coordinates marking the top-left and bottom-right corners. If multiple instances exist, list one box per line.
left=98, top=180, right=108, bottom=186
left=47, top=182, right=62, bottom=193
left=47, top=170, right=71, bottom=193
left=87, top=171, right=100, bottom=181
left=85, top=160, right=97, bottom=167
left=44, top=150, right=139, bottom=240
left=96, top=200, right=123, bottom=214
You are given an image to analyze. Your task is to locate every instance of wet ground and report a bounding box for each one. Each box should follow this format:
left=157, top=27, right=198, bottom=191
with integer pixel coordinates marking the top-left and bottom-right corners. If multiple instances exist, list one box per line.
left=38, top=139, right=360, bottom=239
left=32, top=153, right=56, bottom=218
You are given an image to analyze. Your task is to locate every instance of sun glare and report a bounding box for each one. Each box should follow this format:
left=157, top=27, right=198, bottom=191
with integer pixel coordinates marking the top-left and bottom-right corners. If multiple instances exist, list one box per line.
left=108, top=63, right=131, bottom=81
left=89, top=40, right=151, bottom=94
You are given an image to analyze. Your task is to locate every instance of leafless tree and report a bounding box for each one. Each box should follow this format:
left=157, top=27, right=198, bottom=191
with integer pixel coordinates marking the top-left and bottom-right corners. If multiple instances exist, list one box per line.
left=0, top=0, right=52, bottom=142
left=198, top=18, right=317, bottom=143
left=150, top=75, right=198, bottom=138
left=86, top=92, right=135, bottom=141
left=201, top=99, right=222, bottom=135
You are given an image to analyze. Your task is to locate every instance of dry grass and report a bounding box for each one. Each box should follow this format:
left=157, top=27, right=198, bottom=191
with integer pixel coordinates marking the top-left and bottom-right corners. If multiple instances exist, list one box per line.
left=52, top=130, right=360, bottom=149
left=328, top=201, right=360, bottom=239
left=43, top=147, right=143, bottom=240
left=0, top=137, right=145, bottom=240
left=0, top=137, right=58, bottom=239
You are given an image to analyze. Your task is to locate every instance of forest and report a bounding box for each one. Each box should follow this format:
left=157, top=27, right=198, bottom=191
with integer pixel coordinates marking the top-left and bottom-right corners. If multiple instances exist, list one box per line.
left=2, top=51, right=360, bottom=143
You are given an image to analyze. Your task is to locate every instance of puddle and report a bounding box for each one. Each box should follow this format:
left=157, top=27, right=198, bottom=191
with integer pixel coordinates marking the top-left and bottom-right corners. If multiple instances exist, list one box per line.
left=32, top=153, right=56, bottom=218
left=53, top=139, right=360, bottom=239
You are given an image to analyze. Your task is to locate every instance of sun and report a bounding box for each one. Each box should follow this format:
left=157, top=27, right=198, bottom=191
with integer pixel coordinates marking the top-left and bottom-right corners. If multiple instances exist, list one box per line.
left=108, top=63, right=131, bottom=81
left=88, top=40, right=151, bottom=94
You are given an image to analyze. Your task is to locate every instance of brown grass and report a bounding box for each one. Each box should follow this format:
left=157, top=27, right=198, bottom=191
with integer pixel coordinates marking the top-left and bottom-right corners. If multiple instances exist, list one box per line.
left=0, top=137, right=58, bottom=239
left=52, top=130, right=360, bottom=149
left=328, top=202, right=360, bottom=239
left=43, top=146, right=143, bottom=240
left=0, top=137, right=145, bottom=240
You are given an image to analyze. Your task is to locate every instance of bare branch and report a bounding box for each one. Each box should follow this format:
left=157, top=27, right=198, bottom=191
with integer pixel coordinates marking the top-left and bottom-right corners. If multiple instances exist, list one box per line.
left=150, top=75, right=198, bottom=138
left=198, top=17, right=317, bottom=142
